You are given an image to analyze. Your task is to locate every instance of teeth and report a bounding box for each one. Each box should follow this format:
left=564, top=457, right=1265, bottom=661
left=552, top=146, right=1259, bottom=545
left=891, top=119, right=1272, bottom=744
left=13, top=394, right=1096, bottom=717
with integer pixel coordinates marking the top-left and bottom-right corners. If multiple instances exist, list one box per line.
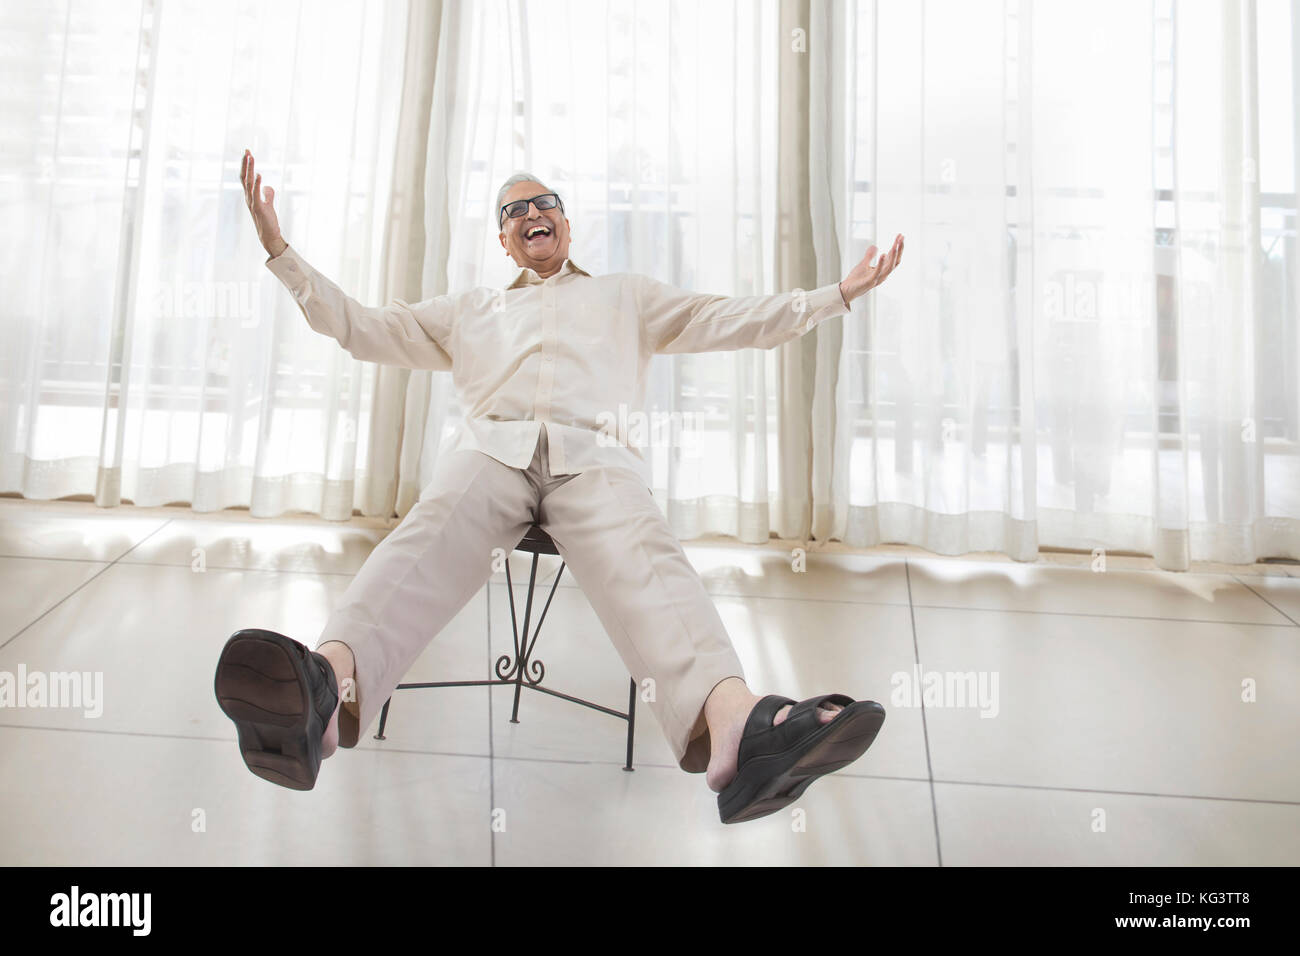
left=526, top=226, right=550, bottom=239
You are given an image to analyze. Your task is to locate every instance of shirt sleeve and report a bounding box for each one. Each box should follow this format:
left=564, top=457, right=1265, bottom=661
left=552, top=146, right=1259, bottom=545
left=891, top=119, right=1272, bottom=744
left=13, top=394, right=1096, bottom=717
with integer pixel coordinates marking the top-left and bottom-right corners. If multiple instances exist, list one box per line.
left=635, top=273, right=851, bottom=355
left=265, top=244, right=455, bottom=371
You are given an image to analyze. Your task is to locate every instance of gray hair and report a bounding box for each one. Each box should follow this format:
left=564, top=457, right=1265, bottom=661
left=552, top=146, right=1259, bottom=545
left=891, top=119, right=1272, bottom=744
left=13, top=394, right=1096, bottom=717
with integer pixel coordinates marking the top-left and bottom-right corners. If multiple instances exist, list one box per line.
left=496, top=171, right=559, bottom=226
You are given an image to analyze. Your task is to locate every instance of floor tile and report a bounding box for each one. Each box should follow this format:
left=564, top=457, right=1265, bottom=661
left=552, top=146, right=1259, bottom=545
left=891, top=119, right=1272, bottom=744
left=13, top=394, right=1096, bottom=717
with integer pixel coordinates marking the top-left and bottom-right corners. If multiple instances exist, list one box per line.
left=915, top=606, right=1300, bottom=801
left=364, top=588, right=494, bottom=757
left=1232, top=574, right=1300, bottom=626
left=491, top=758, right=937, bottom=865
left=0, top=557, right=108, bottom=646
left=486, top=582, right=675, bottom=770
left=0, top=562, right=491, bottom=758
left=935, top=781, right=1300, bottom=865
left=0, top=727, right=491, bottom=865
left=0, top=503, right=168, bottom=562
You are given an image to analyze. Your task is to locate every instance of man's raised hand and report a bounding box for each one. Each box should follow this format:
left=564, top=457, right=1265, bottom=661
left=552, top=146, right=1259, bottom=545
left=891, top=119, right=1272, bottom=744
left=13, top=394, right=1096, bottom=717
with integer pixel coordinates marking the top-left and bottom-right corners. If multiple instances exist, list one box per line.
left=241, top=149, right=287, bottom=258
left=839, top=233, right=903, bottom=306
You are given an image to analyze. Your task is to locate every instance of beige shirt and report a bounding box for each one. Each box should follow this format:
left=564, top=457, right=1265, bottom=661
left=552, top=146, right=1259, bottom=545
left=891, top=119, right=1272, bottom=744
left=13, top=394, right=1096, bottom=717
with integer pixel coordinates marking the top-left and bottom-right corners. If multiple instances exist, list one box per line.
left=265, top=244, right=850, bottom=486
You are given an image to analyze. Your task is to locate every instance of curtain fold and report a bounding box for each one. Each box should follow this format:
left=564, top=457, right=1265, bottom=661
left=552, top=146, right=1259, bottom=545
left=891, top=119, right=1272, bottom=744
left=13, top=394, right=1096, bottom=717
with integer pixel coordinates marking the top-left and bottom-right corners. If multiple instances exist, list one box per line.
left=775, top=0, right=818, bottom=542
left=385, top=0, right=444, bottom=517
left=807, top=0, right=849, bottom=544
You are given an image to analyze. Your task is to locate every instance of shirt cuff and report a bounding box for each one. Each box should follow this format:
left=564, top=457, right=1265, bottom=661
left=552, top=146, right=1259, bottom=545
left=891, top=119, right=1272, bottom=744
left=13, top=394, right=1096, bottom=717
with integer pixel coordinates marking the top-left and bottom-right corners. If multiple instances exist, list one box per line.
left=797, top=280, right=852, bottom=335
left=814, top=280, right=851, bottom=316
left=265, top=243, right=309, bottom=290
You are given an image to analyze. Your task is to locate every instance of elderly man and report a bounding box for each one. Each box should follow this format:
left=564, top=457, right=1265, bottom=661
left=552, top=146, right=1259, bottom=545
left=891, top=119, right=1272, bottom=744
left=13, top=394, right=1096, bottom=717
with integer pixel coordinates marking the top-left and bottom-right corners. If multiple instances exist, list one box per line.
left=216, top=150, right=904, bottom=825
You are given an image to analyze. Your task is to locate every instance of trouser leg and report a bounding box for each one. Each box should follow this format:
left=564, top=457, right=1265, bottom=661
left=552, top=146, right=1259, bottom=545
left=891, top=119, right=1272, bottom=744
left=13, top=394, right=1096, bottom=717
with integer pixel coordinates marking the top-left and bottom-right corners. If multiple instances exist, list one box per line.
left=536, top=466, right=746, bottom=773
left=315, top=447, right=537, bottom=747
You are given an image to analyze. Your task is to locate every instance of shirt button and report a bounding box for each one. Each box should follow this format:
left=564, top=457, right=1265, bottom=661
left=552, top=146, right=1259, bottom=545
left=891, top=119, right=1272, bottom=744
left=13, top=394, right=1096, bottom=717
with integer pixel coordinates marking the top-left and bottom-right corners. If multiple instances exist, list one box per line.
left=543, top=354, right=553, bottom=363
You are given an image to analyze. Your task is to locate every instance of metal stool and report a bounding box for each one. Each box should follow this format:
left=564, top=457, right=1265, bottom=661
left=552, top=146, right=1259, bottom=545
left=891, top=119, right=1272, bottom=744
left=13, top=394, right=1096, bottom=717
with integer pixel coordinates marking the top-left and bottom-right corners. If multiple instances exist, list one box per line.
left=373, top=523, right=637, bottom=770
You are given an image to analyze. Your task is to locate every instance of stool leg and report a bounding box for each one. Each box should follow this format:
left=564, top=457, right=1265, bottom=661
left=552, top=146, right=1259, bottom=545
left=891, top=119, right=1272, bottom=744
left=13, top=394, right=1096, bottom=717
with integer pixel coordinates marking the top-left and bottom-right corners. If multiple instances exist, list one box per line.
left=374, top=696, right=392, bottom=740
left=510, top=552, right=542, bottom=724
left=623, top=677, right=636, bottom=771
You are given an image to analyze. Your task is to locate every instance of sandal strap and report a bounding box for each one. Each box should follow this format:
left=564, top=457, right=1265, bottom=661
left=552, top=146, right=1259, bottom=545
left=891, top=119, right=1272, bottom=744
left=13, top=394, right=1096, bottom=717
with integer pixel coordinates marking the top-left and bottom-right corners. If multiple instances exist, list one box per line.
left=736, top=695, right=796, bottom=767
left=771, top=694, right=852, bottom=748
left=735, top=693, right=859, bottom=767
left=786, top=693, right=855, bottom=725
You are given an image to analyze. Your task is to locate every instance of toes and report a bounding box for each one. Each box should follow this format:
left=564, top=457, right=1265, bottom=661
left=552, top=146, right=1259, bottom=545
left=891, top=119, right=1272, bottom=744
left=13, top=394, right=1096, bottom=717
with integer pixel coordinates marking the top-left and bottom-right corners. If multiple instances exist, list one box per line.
left=777, top=701, right=846, bottom=726
left=817, top=702, right=845, bottom=722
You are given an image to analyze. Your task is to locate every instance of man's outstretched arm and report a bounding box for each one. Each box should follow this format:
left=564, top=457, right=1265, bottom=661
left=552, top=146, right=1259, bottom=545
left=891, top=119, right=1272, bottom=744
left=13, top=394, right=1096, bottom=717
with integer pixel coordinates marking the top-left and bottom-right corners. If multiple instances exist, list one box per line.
left=638, top=233, right=904, bottom=355
left=242, top=148, right=455, bottom=371
left=264, top=244, right=455, bottom=372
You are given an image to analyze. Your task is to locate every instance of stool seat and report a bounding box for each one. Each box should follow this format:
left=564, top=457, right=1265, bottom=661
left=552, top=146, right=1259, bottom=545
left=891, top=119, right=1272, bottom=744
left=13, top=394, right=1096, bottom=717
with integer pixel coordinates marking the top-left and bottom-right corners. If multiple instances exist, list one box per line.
left=517, top=523, right=559, bottom=556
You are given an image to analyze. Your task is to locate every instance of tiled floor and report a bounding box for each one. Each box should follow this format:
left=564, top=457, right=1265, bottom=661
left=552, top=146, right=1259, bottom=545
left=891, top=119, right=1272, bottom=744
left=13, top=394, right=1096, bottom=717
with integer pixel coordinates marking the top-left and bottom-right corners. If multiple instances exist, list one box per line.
left=1, top=496, right=1297, bottom=865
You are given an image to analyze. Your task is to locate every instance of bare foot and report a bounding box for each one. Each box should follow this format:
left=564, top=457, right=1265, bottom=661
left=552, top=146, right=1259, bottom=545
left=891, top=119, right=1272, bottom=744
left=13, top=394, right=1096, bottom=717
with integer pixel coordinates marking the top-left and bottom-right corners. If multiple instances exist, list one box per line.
left=703, top=678, right=843, bottom=792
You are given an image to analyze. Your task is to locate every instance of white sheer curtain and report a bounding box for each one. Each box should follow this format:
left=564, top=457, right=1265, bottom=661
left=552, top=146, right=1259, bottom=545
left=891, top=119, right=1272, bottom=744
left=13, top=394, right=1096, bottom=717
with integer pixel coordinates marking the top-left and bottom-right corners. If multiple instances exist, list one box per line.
left=4, top=0, right=1296, bottom=570
left=0, top=0, right=410, bottom=519
left=813, top=0, right=1298, bottom=568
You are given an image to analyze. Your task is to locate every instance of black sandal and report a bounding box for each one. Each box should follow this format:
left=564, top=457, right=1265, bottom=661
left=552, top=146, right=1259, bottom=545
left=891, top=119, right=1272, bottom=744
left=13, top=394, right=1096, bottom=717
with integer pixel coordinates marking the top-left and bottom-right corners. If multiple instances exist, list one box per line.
left=214, top=628, right=339, bottom=791
left=718, top=693, right=886, bottom=824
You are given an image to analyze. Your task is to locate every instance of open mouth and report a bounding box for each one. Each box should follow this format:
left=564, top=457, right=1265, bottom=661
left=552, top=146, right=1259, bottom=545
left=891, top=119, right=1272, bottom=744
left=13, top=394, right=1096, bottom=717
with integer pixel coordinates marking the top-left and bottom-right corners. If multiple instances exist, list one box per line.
left=523, top=223, right=553, bottom=248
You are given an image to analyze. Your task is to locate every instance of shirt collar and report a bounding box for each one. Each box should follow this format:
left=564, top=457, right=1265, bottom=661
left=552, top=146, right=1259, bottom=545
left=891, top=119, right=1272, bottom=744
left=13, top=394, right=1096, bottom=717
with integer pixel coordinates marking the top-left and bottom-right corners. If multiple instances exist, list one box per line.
left=507, top=257, right=591, bottom=289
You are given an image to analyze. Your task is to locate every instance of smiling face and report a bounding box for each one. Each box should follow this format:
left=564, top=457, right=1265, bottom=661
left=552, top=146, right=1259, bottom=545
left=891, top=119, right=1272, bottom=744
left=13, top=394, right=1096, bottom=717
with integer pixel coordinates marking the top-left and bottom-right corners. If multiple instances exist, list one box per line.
left=498, top=181, right=571, bottom=278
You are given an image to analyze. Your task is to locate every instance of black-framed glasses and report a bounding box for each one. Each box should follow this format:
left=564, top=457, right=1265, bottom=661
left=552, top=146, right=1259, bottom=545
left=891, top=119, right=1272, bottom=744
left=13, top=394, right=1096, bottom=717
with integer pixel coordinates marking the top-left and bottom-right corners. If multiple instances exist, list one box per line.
left=499, top=192, right=564, bottom=227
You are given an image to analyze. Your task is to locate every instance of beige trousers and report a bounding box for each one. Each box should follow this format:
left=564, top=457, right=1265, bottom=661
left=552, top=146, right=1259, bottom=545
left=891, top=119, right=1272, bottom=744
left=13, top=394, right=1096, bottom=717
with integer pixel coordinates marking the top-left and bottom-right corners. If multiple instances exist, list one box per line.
left=316, top=423, right=746, bottom=772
